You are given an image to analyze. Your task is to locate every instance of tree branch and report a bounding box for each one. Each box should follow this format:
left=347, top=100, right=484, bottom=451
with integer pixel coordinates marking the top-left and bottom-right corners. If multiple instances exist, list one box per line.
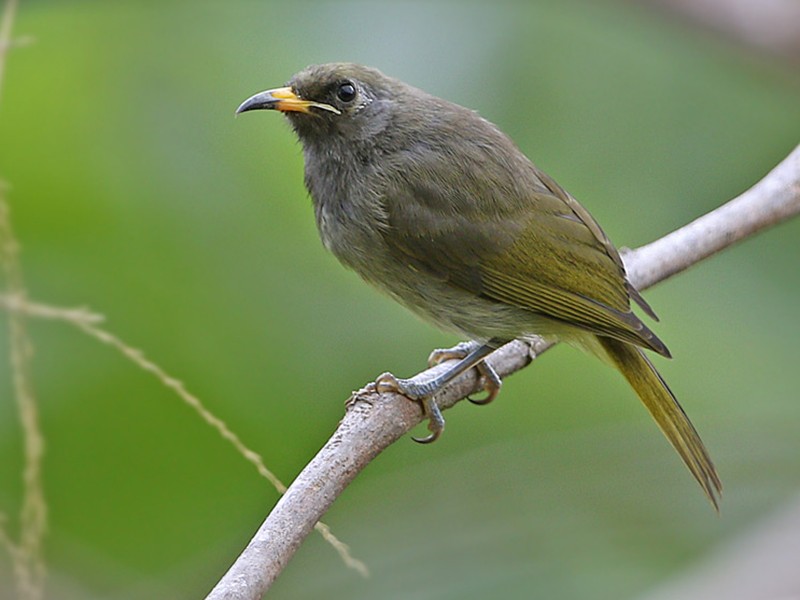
left=641, top=0, right=800, bottom=64
left=635, top=493, right=800, bottom=600
left=206, top=144, right=800, bottom=600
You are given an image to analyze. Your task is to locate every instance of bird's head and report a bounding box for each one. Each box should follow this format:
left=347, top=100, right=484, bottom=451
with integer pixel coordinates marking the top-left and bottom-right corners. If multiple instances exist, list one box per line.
left=236, top=63, right=400, bottom=143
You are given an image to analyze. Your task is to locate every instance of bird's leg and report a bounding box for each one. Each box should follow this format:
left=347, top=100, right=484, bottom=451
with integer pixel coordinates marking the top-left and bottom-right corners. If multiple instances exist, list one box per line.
left=428, top=341, right=503, bottom=405
left=375, top=340, right=505, bottom=443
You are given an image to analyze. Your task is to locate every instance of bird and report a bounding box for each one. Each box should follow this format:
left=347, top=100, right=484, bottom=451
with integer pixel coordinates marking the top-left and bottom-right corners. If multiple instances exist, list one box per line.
left=236, top=62, right=721, bottom=508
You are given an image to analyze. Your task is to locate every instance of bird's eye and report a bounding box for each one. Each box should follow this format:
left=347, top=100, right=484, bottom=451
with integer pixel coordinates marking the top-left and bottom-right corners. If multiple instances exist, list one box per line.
left=336, top=82, right=357, bottom=103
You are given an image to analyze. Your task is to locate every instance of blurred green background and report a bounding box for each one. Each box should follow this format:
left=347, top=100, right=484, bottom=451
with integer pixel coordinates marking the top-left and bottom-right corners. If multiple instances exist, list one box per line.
left=1, top=1, right=799, bottom=598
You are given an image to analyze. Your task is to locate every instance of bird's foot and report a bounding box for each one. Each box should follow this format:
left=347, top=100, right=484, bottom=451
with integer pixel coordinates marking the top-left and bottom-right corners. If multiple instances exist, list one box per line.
left=428, top=342, right=502, bottom=406
left=427, top=341, right=480, bottom=366
left=375, top=372, right=445, bottom=443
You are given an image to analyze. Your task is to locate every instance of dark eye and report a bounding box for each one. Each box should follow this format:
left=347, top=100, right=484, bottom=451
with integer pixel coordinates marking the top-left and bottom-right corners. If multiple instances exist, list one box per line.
left=336, top=82, right=357, bottom=103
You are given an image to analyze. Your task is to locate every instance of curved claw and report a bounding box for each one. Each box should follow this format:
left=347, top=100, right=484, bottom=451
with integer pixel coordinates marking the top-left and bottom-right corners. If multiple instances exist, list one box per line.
left=467, top=386, right=499, bottom=406
left=375, top=372, right=430, bottom=400
left=412, top=431, right=440, bottom=444
left=413, top=394, right=445, bottom=443
left=375, top=371, right=405, bottom=395
left=466, top=361, right=502, bottom=405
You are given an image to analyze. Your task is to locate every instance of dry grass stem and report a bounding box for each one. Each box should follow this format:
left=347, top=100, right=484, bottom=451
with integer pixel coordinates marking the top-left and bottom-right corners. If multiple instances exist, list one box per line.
left=0, top=289, right=367, bottom=576
left=1, top=0, right=363, bottom=587
left=0, top=194, right=48, bottom=600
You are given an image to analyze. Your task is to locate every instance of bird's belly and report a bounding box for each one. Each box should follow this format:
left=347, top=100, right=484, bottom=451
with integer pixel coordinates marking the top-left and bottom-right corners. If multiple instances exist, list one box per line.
left=360, top=265, right=568, bottom=342
left=315, top=194, right=570, bottom=342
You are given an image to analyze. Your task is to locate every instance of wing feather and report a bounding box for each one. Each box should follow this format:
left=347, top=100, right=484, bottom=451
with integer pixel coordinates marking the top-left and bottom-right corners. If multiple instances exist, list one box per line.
left=377, top=132, right=667, bottom=355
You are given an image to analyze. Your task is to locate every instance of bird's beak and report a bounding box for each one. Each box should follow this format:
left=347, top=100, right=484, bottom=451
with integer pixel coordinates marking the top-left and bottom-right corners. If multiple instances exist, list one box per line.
left=236, top=86, right=340, bottom=116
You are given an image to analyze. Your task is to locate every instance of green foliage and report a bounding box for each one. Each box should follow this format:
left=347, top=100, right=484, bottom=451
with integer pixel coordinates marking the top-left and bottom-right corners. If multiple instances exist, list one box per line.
left=1, top=1, right=798, bottom=598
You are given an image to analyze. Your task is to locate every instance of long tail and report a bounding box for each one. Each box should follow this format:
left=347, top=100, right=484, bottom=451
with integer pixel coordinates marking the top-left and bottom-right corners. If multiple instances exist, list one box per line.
left=598, top=336, right=722, bottom=509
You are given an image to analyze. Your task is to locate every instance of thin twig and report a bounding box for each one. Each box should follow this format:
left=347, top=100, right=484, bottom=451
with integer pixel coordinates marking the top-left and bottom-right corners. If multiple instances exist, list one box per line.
left=0, top=0, right=364, bottom=584
left=0, top=295, right=105, bottom=324
left=0, top=1, right=48, bottom=598
left=68, top=318, right=367, bottom=576
left=0, top=202, right=48, bottom=600
left=0, top=293, right=368, bottom=577
left=206, top=144, right=800, bottom=600
left=0, top=193, right=48, bottom=600
left=0, top=0, right=18, bottom=104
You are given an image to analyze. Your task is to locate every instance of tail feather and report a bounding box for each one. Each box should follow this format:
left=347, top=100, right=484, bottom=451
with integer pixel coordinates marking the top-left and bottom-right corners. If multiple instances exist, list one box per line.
left=598, top=336, right=722, bottom=509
